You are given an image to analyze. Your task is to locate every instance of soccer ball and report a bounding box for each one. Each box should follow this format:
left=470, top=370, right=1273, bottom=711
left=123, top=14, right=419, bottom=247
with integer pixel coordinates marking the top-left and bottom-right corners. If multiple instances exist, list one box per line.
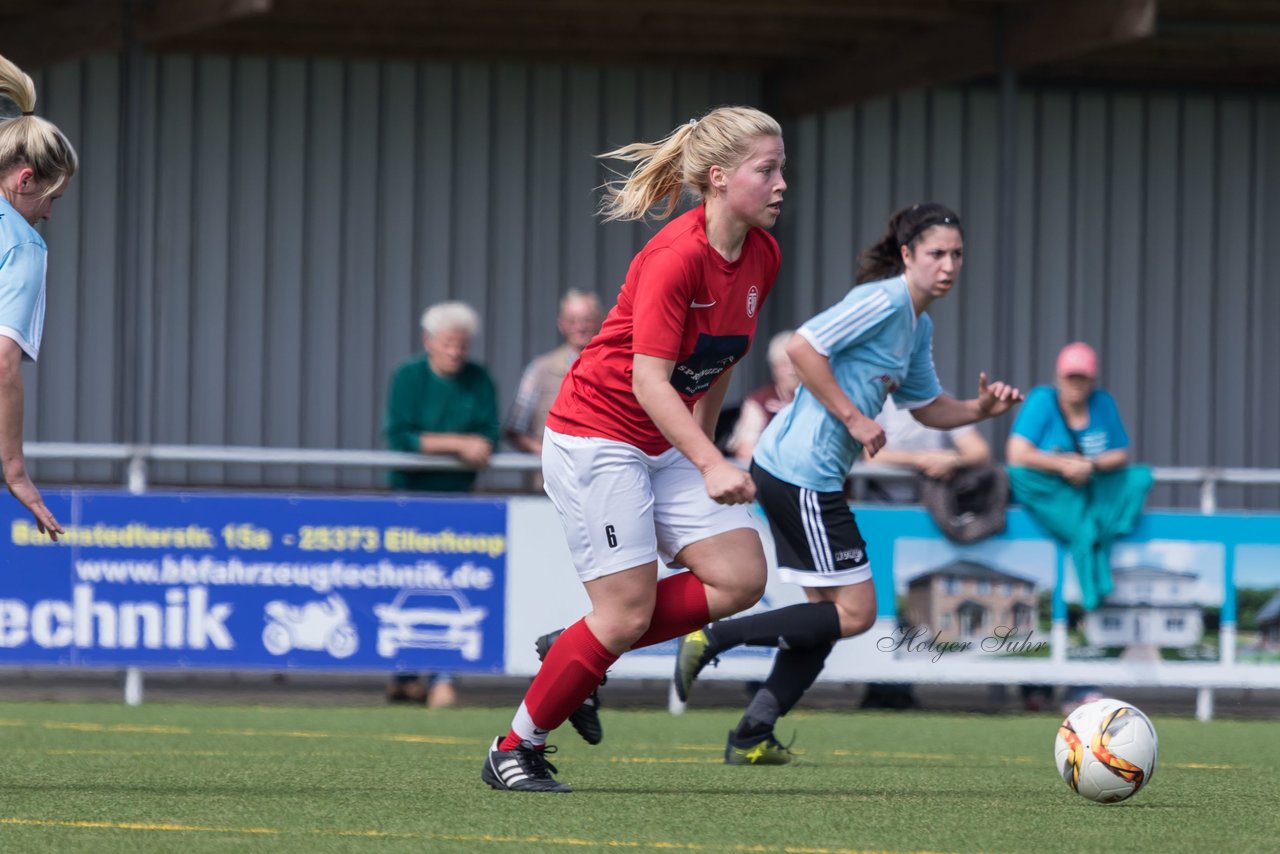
left=1054, top=697, right=1158, bottom=804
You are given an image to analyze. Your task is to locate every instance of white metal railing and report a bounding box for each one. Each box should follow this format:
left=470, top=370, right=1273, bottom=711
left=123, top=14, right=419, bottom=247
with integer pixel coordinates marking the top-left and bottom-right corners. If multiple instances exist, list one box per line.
left=24, top=442, right=1280, bottom=513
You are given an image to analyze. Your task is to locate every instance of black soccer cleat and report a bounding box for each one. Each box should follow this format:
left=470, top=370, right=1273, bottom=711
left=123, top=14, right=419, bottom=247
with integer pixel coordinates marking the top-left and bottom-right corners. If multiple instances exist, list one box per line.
left=724, top=730, right=795, bottom=766
left=535, top=629, right=605, bottom=745
left=481, top=736, right=572, bottom=793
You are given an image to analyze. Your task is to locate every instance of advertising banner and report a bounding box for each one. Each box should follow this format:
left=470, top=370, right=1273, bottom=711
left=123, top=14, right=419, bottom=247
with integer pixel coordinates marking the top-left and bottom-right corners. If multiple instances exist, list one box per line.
left=867, top=508, right=1280, bottom=669
left=4, top=491, right=1278, bottom=689
left=0, top=492, right=507, bottom=673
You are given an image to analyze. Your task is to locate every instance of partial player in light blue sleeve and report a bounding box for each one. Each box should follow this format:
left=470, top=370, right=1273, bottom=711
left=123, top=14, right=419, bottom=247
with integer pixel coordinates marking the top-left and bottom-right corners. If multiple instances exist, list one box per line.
left=0, top=224, right=48, bottom=360
left=0, top=53, right=80, bottom=541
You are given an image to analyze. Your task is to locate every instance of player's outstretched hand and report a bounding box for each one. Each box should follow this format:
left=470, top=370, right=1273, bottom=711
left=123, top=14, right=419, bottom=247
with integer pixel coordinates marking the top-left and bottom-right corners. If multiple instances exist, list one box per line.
left=977, top=372, right=1024, bottom=418
left=7, top=475, right=63, bottom=541
left=702, top=460, right=756, bottom=505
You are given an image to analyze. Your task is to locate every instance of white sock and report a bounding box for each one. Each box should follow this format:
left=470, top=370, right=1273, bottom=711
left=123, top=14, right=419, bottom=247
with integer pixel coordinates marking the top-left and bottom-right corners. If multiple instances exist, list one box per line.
left=510, top=701, right=548, bottom=748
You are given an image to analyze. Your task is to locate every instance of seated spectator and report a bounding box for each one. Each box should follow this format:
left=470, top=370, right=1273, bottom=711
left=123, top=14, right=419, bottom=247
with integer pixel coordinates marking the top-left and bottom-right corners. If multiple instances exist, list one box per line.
left=866, top=395, right=1007, bottom=543
left=726, top=330, right=798, bottom=465
left=1006, top=341, right=1153, bottom=610
left=383, top=300, right=500, bottom=707
left=866, top=394, right=993, bottom=498
left=504, top=290, right=602, bottom=485
left=385, top=300, right=500, bottom=493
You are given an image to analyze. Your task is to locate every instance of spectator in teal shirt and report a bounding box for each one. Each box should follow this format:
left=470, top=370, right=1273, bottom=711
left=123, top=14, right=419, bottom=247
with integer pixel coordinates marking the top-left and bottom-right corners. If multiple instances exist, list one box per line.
left=1007, top=342, right=1152, bottom=610
left=1008, top=341, right=1130, bottom=476
left=384, top=300, right=500, bottom=494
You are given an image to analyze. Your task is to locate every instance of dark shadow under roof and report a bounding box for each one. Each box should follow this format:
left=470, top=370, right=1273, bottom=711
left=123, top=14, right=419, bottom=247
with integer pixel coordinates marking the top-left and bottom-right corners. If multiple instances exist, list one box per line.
left=4, top=0, right=1279, bottom=114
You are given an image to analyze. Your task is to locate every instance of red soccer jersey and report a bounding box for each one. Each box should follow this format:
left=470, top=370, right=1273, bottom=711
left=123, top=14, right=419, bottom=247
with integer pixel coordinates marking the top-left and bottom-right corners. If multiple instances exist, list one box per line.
left=547, top=205, right=780, bottom=455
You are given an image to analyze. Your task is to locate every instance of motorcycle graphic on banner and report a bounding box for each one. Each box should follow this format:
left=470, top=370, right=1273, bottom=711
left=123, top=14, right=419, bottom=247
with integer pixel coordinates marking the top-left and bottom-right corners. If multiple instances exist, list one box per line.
left=263, top=594, right=360, bottom=659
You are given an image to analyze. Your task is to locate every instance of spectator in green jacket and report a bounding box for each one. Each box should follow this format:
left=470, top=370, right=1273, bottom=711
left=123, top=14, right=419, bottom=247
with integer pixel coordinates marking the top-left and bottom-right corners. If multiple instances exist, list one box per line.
left=382, top=300, right=500, bottom=707
left=384, top=300, right=500, bottom=494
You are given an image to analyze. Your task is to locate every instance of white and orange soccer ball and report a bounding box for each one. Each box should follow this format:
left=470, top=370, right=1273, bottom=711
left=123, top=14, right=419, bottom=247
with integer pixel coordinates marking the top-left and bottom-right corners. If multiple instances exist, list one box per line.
left=1054, top=697, right=1158, bottom=804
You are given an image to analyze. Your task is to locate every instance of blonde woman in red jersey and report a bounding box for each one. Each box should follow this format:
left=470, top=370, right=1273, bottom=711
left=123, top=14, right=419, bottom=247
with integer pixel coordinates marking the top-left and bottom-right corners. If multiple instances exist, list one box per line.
left=482, top=107, right=786, bottom=792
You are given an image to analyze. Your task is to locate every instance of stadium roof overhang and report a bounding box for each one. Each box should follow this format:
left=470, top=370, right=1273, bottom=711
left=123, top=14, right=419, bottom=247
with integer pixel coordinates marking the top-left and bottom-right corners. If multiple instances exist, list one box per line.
left=2, top=0, right=1279, bottom=115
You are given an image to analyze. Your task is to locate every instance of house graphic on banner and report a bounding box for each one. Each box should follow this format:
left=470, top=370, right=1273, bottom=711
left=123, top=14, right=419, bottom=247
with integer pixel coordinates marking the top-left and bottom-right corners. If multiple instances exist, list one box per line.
left=1083, top=565, right=1203, bottom=649
left=904, top=560, right=1039, bottom=643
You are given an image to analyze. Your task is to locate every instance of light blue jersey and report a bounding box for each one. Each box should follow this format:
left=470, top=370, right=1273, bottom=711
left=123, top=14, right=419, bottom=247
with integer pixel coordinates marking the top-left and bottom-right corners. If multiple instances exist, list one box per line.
left=0, top=196, right=48, bottom=361
left=753, top=276, right=942, bottom=492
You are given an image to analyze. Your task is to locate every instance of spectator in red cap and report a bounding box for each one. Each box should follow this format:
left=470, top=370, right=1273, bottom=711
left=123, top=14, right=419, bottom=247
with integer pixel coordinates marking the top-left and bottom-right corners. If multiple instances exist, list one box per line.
left=1006, top=341, right=1152, bottom=611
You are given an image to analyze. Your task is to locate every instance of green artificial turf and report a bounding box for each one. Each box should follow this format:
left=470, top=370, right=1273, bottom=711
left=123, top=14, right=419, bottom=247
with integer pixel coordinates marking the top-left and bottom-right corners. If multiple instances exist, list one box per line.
left=0, top=701, right=1275, bottom=853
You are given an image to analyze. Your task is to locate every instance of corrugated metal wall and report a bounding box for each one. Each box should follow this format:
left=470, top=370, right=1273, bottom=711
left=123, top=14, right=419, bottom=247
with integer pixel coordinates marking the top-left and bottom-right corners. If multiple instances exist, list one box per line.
left=29, top=54, right=762, bottom=490
left=25, top=53, right=1280, bottom=506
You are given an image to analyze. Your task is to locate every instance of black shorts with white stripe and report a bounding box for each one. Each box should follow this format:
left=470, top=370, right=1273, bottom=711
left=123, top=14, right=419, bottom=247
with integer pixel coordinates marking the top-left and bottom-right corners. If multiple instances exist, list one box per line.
left=750, top=461, right=870, bottom=584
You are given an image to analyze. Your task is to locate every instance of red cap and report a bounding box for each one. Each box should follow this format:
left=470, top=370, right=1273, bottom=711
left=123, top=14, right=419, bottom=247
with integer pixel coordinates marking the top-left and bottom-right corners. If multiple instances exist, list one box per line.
left=1056, top=342, right=1097, bottom=379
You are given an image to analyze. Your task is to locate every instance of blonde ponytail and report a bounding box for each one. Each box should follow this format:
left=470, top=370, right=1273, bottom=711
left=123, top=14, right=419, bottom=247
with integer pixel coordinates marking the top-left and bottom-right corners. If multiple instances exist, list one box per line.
left=0, top=53, right=78, bottom=197
left=596, top=106, right=781, bottom=223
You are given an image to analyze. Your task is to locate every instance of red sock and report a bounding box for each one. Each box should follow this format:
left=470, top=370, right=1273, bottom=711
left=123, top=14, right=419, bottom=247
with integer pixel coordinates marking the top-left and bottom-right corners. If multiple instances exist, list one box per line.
left=630, top=571, right=710, bottom=650
left=499, top=619, right=616, bottom=751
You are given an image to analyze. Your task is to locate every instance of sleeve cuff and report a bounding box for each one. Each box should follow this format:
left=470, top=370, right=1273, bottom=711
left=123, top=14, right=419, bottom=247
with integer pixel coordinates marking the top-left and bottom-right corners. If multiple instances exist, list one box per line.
left=795, top=327, right=828, bottom=357
left=0, top=326, right=36, bottom=361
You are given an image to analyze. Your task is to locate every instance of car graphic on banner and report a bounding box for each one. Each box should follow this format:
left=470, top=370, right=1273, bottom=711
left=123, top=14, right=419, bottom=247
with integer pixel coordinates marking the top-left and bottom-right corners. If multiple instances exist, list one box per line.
left=374, top=589, right=487, bottom=660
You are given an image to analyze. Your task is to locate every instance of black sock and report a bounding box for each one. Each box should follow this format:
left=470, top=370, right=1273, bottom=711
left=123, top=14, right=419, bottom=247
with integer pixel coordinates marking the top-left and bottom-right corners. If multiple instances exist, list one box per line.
left=708, top=601, right=841, bottom=651
left=733, top=689, right=781, bottom=743
left=733, top=643, right=833, bottom=742
left=765, top=643, right=834, bottom=716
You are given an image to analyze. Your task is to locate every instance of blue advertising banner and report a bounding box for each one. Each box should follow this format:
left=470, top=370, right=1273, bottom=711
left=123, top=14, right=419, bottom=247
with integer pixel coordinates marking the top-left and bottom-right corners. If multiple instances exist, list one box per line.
left=0, top=491, right=507, bottom=673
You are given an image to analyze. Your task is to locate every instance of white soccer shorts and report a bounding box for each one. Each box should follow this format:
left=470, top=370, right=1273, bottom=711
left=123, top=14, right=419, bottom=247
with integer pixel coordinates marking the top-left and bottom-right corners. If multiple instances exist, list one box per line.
left=541, top=428, right=757, bottom=582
